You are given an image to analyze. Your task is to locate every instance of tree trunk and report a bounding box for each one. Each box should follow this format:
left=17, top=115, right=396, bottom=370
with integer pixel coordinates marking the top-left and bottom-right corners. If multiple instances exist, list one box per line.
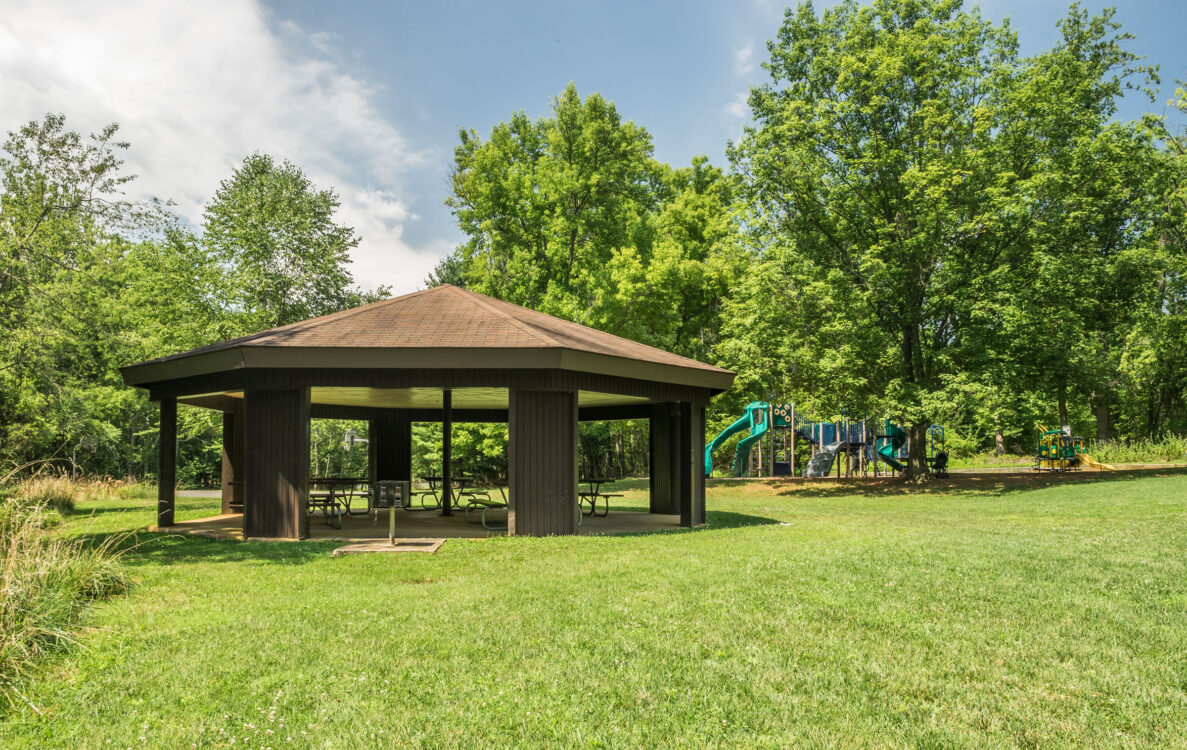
left=1057, top=383, right=1069, bottom=430
left=1094, top=399, right=1111, bottom=443
left=994, top=411, right=1004, bottom=456
left=904, top=422, right=930, bottom=481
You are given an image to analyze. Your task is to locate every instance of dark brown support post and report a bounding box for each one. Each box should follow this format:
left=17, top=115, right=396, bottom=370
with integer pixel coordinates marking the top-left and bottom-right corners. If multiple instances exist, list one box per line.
left=371, top=410, right=412, bottom=481
left=157, top=397, right=176, bottom=527
left=678, top=401, right=693, bottom=527
left=441, top=389, right=453, bottom=516
left=244, top=388, right=310, bottom=539
left=508, top=389, right=578, bottom=536
left=693, top=405, right=707, bottom=526
left=649, top=404, right=673, bottom=513
left=220, top=409, right=244, bottom=514
left=649, top=403, right=684, bottom=514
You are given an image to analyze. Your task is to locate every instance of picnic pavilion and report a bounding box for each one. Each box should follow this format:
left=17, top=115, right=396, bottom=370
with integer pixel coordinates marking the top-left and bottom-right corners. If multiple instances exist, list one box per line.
left=121, top=285, right=735, bottom=539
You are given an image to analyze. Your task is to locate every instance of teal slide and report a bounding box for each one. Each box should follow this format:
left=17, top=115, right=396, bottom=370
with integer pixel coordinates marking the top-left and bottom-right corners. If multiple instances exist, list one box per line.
left=705, top=402, right=769, bottom=477
left=704, top=413, right=749, bottom=477
left=877, top=423, right=908, bottom=471
left=731, top=413, right=770, bottom=477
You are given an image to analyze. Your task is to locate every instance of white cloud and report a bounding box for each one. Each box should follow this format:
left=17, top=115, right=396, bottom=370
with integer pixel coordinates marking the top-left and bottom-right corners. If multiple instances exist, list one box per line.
left=0, top=0, right=447, bottom=294
left=734, top=42, right=756, bottom=76
left=725, top=91, right=750, bottom=119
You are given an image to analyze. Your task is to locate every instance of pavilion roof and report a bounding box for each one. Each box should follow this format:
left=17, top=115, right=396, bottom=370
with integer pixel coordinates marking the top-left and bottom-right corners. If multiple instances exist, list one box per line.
left=122, top=285, right=734, bottom=391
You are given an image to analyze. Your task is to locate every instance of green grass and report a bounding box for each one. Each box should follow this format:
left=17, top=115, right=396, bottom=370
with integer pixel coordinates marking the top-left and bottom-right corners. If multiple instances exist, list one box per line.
left=3, top=473, right=1187, bottom=747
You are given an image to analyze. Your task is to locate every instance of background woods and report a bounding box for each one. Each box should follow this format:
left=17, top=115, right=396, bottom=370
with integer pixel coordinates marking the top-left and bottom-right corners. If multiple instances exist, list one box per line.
left=3, top=1, right=1186, bottom=484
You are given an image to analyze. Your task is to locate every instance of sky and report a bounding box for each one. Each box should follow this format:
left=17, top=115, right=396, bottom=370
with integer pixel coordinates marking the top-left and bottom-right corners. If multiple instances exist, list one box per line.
left=2, top=0, right=1184, bottom=295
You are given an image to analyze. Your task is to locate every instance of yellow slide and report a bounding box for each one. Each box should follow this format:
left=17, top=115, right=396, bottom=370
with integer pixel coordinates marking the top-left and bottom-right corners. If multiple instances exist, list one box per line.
left=1079, top=454, right=1115, bottom=471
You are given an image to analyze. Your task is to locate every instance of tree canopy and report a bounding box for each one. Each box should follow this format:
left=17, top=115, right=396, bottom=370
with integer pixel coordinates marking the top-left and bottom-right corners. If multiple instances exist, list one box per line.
left=2, top=1, right=1186, bottom=484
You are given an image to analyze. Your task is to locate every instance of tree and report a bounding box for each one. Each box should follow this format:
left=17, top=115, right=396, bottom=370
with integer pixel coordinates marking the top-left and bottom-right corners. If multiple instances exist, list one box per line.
left=447, top=84, right=742, bottom=358
left=728, top=0, right=1155, bottom=477
left=447, top=83, right=659, bottom=321
left=203, top=153, right=370, bottom=329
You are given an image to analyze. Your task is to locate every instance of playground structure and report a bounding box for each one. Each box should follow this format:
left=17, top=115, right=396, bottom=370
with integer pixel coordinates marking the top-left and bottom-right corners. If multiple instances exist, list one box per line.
left=1034, top=426, right=1114, bottom=472
left=704, top=402, right=949, bottom=479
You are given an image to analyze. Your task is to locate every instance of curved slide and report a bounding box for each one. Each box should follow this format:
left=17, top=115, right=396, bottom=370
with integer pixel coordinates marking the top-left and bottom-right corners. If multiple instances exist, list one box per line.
left=705, top=402, right=770, bottom=477
left=704, top=413, right=750, bottom=477
left=877, top=424, right=908, bottom=472
left=731, top=418, right=769, bottom=477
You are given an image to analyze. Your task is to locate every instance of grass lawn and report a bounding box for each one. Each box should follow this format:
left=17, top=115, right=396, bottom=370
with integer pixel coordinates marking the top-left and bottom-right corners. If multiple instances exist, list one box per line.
left=3, top=471, right=1187, bottom=748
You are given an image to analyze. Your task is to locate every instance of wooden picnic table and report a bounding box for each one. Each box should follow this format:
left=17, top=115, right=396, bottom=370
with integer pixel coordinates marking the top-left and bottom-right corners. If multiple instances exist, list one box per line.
left=579, top=477, right=621, bottom=518
left=458, top=481, right=508, bottom=530
left=421, top=475, right=477, bottom=514
left=308, top=476, right=370, bottom=528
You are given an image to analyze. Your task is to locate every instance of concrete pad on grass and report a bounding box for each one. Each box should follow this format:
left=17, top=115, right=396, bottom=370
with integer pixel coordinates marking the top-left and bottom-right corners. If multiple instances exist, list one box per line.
left=331, top=538, right=445, bottom=557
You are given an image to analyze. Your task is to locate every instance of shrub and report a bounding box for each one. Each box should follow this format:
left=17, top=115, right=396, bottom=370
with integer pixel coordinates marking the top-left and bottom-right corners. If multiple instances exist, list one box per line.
left=0, top=498, right=129, bottom=713
left=1089, top=435, right=1187, bottom=465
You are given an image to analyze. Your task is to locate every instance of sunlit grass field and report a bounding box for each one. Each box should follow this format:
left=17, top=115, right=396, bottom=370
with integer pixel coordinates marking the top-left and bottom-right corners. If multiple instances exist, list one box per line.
left=3, top=471, right=1186, bottom=747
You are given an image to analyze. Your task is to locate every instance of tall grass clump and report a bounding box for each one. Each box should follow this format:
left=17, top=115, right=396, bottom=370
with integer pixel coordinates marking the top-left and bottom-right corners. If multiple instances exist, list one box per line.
left=0, top=497, right=129, bottom=713
left=1090, top=435, right=1187, bottom=465
left=14, top=477, right=78, bottom=515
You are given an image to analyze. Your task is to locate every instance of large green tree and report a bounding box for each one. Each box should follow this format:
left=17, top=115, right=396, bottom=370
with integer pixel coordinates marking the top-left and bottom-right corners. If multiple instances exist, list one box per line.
left=727, top=0, right=1156, bottom=476
left=445, top=83, right=742, bottom=358
left=203, top=153, right=371, bottom=329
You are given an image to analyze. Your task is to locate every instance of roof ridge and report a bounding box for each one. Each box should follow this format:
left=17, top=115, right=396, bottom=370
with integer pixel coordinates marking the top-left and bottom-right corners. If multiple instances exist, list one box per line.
left=450, top=286, right=564, bottom=347
left=473, top=290, right=732, bottom=373
left=254, top=286, right=439, bottom=339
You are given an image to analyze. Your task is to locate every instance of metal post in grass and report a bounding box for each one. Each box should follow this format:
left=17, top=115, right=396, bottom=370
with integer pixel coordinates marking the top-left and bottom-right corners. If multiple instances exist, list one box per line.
left=386, top=480, right=408, bottom=545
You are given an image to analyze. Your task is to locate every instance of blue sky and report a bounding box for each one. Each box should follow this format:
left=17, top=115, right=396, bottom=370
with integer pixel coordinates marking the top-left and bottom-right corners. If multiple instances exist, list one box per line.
left=3, top=1, right=1184, bottom=294
left=276, top=0, right=1187, bottom=258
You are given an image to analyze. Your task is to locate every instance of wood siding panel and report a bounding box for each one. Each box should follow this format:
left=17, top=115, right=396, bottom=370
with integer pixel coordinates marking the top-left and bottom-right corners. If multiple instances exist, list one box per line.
left=370, top=412, right=412, bottom=481
left=158, top=397, right=176, bottom=527
left=649, top=404, right=673, bottom=513
left=508, top=390, right=577, bottom=536
left=220, top=410, right=245, bottom=514
left=678, top=402, right=693, bottom=527
left=693, top=405, right=707, bottom=526
left=244, top=388, right=310, bottom=539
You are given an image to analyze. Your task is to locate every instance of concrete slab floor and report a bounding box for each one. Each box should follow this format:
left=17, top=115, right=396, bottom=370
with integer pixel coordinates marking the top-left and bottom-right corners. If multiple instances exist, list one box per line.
left=149, top=508, right=683, bottom=542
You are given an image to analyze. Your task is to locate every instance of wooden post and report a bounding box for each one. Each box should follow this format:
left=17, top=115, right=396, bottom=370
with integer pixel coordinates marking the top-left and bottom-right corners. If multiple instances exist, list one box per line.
left=244, top=388, right=310, bottom=539
left=790, top=402, right=796, bottom=478
left=157, top=397, right=176, bottom=527
left=441, top=389, right=453, bottom=516
left=694, top=405, right=706, bottom=526
left=835, top=422, right=842, bottom=479
left=508, top=389, right=578, bottom=535
left=678, top=402, right=693, bottom=527
left=649, top=403, right=675, bottom=513
left=768, top=402, right=775, bottom=478
left=220, top=409, right=246, bottom=514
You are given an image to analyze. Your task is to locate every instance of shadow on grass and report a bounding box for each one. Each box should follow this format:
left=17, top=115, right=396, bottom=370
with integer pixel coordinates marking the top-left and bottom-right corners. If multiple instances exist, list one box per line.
left=70, top=500, right=216, bottom=518
left=599, top=504, right=781, bottom=537
left=68, top=530, right=337, bottom=567
left=746, top=467, right=1187, bottom=499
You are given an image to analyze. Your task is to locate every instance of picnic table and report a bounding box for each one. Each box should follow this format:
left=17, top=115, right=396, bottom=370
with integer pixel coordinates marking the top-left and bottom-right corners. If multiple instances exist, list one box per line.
left=309, top=477, right=370, bottom=529
left=458, top=481, right=508, bottom=530
left=579, top=477, right=622, bottom=518
left=421, top=475, right=477, bottom=514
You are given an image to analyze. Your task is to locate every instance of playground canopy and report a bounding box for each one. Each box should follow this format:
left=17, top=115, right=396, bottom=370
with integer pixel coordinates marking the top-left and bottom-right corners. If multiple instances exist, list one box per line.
left=121, top=285, right=734, bottom=538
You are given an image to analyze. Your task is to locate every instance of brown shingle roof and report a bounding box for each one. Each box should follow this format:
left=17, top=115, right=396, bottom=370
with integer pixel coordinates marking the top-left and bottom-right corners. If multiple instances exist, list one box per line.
left=125, top=285, right=732, bottom=382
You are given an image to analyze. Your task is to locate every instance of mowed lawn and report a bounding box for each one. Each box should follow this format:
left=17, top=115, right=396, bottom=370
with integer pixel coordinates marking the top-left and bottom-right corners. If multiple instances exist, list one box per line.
left=4, top=472, right=1187, bottom=748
